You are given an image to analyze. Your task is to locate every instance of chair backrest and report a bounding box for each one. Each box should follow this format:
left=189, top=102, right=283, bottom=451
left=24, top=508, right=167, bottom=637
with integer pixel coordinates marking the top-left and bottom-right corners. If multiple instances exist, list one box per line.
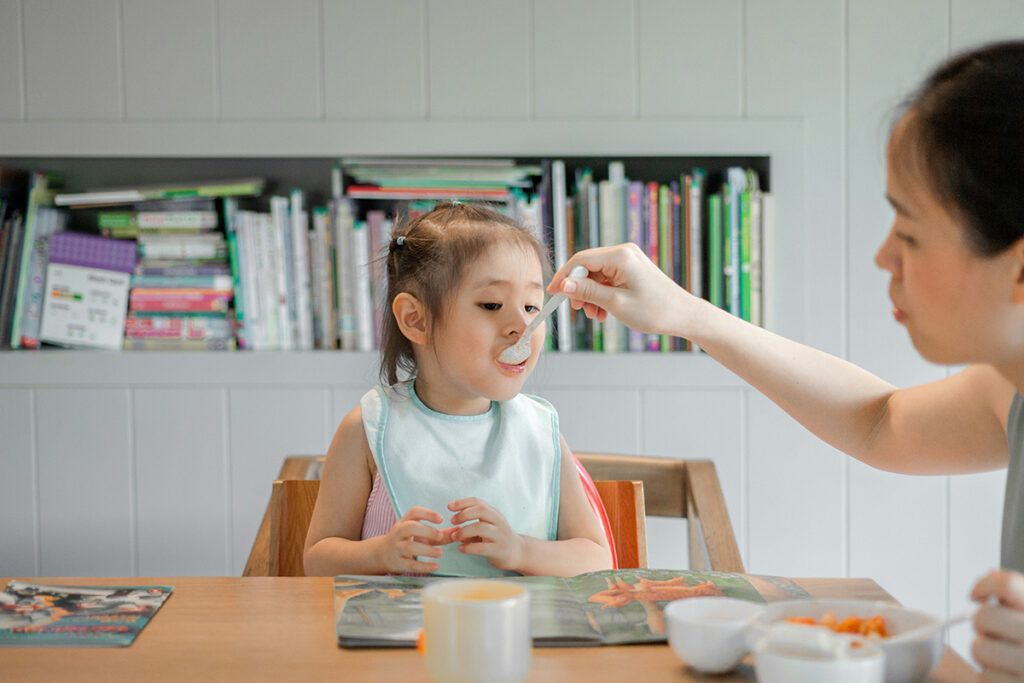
left=245, top=451, right=743, bottom=575
left=245, top=468, right=647, bottom=576
left=575, top=452, right=744, bottom=573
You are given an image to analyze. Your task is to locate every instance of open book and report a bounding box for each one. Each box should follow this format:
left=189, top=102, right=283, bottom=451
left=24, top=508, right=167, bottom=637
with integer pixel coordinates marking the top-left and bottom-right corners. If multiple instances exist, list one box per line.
left=335, top=568, right=810, bottom=648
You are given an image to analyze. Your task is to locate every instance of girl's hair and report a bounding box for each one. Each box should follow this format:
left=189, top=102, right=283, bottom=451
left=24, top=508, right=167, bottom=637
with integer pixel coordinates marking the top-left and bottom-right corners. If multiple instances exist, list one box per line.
left=892, top=40, right=1024, bottom=256
left=378, top=202, right=550, bottom=386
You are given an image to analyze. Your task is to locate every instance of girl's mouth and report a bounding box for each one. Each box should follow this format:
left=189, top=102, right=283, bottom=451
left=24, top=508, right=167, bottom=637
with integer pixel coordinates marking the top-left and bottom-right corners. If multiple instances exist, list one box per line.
left=495, top=358, right=527, bottom=375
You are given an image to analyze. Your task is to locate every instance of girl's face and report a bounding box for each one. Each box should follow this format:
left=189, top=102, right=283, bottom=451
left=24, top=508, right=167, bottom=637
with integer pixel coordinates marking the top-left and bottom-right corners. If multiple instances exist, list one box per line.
left=416, top=241, right=545, bottom=414
left=874, top=117, right=1022, bottom=366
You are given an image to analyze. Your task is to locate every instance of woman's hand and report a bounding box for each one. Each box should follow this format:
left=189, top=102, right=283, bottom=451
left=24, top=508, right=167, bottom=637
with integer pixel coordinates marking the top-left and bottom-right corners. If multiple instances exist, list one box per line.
left=971, top=569, right=1024, bottom=681
left=376, top=506, right=449, bottom=574
left=548, top=243, right=698, bottom=337
left=447, top=497, right=525, bottom=572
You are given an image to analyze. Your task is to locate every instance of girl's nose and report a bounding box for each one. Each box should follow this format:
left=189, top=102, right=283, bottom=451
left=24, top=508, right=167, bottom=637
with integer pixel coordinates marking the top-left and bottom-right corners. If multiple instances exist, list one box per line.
left=874, top=229, right=901, bottom=277
left=505, top=310, right=529, bottom=338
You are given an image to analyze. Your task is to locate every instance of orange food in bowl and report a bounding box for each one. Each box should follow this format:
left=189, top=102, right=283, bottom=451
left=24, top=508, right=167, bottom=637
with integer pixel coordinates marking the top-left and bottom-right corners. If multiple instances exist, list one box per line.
left=785, top=610, right=889, bottom=639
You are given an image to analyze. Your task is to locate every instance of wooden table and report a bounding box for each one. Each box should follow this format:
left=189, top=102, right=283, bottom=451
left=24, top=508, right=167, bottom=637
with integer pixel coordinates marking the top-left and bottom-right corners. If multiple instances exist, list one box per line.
left=2, top=577, right=976, bottom=682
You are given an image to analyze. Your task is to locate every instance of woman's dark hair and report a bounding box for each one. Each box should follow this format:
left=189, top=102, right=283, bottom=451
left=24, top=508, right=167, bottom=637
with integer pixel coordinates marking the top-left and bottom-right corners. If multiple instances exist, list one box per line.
left=378, top=202, right=550, bottom=386
left=892, top=40, right=1024, bottom=256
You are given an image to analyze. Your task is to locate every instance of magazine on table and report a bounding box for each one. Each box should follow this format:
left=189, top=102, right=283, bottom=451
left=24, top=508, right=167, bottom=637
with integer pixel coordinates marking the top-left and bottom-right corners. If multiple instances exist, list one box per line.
left=334, top=568, right=810, bottom=648
left=0, top=581, right=173, bottom=647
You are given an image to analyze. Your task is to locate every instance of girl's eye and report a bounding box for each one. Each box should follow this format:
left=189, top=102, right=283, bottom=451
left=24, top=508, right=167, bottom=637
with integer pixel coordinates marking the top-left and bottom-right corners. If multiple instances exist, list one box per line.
left=479, top=303, right=501, bottom=311
left=525, top=305, right=539, bottom=313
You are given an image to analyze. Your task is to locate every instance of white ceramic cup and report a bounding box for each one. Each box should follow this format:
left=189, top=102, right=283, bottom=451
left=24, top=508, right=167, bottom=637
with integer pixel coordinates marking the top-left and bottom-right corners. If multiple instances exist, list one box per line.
left=421, top=579, right=531, bottom=683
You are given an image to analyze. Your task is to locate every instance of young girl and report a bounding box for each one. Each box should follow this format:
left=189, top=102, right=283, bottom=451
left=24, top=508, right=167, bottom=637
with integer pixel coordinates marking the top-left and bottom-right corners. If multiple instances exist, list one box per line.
left=551, top=41, right=1024, bottom=679
left=304, top=203, right=612, bottom=578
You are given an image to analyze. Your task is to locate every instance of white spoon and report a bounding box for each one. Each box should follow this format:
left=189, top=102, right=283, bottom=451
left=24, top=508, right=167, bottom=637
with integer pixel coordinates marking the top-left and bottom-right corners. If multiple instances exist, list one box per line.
left=888, top=610, right=973, bottom=642
left=498, top=265, right=588, bottom=365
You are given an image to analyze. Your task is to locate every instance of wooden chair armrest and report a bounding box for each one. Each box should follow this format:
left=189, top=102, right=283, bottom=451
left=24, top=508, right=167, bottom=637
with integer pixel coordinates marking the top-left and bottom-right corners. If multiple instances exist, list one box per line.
left=684, top=461, right=744, bottom=573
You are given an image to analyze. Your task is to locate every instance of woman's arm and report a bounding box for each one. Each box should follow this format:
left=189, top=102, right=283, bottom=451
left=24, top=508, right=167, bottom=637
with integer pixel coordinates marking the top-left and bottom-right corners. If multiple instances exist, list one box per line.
left=303, top=407, right=447, bottom=576
left=515, top=435, right=613, bottom=576
left=551, top=244, right=1014, bottom=475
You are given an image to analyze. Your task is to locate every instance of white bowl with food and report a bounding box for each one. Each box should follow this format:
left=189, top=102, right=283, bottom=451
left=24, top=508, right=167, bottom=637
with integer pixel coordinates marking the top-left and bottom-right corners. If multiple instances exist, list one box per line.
left=748, top=599, right=944, bottom=683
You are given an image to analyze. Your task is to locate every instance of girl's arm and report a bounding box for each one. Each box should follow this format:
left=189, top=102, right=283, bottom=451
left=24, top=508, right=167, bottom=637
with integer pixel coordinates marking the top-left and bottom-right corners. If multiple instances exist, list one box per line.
left=516, top=435, right=614, bottom=576
left=303, top=407, right=447, bottom=576
left=551, top=244, right=1014, bottom=475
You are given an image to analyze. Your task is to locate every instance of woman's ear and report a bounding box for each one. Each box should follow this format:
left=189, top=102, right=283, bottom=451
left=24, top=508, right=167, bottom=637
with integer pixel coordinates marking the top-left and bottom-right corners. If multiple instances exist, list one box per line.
left=393, top=292, right=428, bottom=345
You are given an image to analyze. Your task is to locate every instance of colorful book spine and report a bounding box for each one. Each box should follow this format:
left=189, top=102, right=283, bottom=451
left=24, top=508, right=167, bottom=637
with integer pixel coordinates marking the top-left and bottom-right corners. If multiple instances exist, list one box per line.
left=290, top=189, right=313, bottom=351
left=625, top=181, right=645, bottom=352
left=740, top=189, right=752, bottom=322
left=332, top=198, right=358, bottom=351
left=645, top=182, right=660, bottom=352
left=129, top=289, right=232, bottom=313
left=658, top=184, right=672, bottom=353
left=708, top=192, right=723, bottom=310
left=124, top=314, right=233, bottom=340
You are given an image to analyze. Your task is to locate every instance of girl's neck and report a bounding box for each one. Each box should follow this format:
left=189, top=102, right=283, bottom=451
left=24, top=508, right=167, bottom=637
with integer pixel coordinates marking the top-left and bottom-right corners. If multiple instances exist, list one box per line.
left=411, top=375, right=493, bottom=416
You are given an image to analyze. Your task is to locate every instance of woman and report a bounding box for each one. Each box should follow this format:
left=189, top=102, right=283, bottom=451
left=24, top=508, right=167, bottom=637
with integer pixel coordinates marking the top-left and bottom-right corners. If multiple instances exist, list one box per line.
left=551, top=40, right=1024, bottom=681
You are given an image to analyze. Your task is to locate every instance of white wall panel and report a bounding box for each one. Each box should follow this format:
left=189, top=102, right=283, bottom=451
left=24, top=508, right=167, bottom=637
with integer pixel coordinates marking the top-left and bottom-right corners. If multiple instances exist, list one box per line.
left=323, top=0, right=425, bottom=120
left=23, top=0, right=120, bottom=120
left=134, top=388, right=228, bottom=576
left=0, top=389, right=36, bottom=575
left=746, top=0, right=845, bottom=354
left=746, top=393, right=846, bottom=577
left=951, top=0, right=1024, bottom=51
left=948, top=469, right=1005, bottom=664
left=640, top=388, right=745, bottom=561
left=637, top=0, right=742, bottom=118
left=849, top=461, right=948, bottom=614
left=533, top=0, right=634, bottom=119
left=847, top=0, right=948, bottom=387
left=36, top=388, right=133, bottom=575
left=427, top=0, right=529, bottom=119
left=122, top=0, right=216, bottom=120
left=0, top=0, right=23, bottom=120
left=228, top=387, right=329, bottom=574
left=218, top=0, right=320, bottom=120
left=329, top=386, right=368, bottom=451
left=533, top=386, right=639, bottom=455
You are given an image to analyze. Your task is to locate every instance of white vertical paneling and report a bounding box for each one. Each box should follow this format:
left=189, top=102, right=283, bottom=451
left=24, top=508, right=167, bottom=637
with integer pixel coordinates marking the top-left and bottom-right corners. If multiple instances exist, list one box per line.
left=427, top=0, right=529, bottom=120
left=329, top=387, right=370, bottom=448
left=637, top=0, right=742, bottom=118
left=0, top=389, right=37, bottom=575
left=746, top=0, right=844, bottom=355
left=948, top=470, right=1005, bottom=663
left=0, top=0, right=23, bottom=119
left=323, top=0, right=425, bottom=120
left=951, top=0, right=1024, bottom=51
left=134, top=388, right=228, bottom=576
left=847, top=0, right=951, bottom=618
left=641, top=388, right=745, bottom=562
left=228, top=387, right=329, bottom=575
left=847, top=0, right=947, bottom=386
left=122, top=0, right=216, bottom=120
left=22, top=0, right=120, bottom=120
left=36, top=388, right=133, bottom=576
left=217, top=0, right=320, bottom=120
left=646, top=517, right=688, bottom=569
left=747, top=393, right=846, bottom=577
left=532, top=0, right=633, bottom=119
left=532, top=386, right=640, bottom=455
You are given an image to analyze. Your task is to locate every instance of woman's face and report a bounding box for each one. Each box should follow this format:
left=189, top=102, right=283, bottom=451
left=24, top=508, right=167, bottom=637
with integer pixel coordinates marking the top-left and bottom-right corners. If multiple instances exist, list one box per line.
left=874, top=117, right=1023, bottom=366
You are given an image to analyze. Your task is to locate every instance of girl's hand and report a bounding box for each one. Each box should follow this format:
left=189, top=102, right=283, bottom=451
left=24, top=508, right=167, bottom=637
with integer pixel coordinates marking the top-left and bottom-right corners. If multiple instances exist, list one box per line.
left=447, top=498, right=525, bottom=572
left=970, top=569, right=1024, bottom=681
left=548, top=243, right=697, bottom=337
left=376, top=506, right=449, bottom=574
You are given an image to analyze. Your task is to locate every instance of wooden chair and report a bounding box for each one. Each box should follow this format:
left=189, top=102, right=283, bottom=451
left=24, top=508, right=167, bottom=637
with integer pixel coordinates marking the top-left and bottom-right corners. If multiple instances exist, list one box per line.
left=244, top=451, right=741, bottom=576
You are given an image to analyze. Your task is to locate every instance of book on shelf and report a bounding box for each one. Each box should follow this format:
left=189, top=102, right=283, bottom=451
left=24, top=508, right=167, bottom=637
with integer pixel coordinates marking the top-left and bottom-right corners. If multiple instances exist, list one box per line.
left=53, top=177, right=264, bottom=208
left=334, top=569, right=811, bottom=648
left=0, top=580, right=173, bottom=647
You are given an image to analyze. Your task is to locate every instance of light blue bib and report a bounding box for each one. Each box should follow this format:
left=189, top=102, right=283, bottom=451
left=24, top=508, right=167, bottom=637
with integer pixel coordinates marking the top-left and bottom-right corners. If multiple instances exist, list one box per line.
left=360, top=381, right=561, bottom=577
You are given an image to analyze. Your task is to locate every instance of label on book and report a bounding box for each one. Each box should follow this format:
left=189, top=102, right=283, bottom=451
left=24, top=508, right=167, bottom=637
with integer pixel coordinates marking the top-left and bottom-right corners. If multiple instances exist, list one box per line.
left=38, top=263, right=131, bottom=350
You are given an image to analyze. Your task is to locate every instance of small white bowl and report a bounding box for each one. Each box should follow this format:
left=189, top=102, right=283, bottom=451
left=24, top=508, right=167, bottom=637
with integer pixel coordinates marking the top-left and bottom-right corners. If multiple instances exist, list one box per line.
left=664, top=596, right=765, bottom=674
left=749, top=599, right=944, bottom=683
left=753, top=622, right=884, bottom=683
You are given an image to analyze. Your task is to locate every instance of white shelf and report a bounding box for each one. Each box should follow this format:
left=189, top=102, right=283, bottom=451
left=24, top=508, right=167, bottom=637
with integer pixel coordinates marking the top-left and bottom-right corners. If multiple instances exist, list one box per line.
left=0, top=350, right=745, bottom=389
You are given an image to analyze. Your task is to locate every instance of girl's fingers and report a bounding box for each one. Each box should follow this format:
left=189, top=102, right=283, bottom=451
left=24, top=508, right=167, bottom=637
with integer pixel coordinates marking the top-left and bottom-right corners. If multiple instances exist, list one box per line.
left=405, top=540, right=443, bottom=559
left=400, top=521, right=445, bottom=544
left=452, top=521, right=495, bottom=544
left=457, top=540, right=496, bottom=557
left=402, top=558, right=440, bottom=574
left=401, top=506, right=444, bottom=525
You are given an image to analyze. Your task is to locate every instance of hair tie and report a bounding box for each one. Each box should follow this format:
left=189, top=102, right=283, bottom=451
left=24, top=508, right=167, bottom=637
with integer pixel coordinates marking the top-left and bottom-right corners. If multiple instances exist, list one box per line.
left=395, top=236, right=405, bottom=246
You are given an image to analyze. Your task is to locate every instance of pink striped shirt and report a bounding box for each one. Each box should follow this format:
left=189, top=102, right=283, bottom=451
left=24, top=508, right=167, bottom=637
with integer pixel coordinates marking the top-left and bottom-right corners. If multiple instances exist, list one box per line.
left=360, top=471, right=397, bottom=540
